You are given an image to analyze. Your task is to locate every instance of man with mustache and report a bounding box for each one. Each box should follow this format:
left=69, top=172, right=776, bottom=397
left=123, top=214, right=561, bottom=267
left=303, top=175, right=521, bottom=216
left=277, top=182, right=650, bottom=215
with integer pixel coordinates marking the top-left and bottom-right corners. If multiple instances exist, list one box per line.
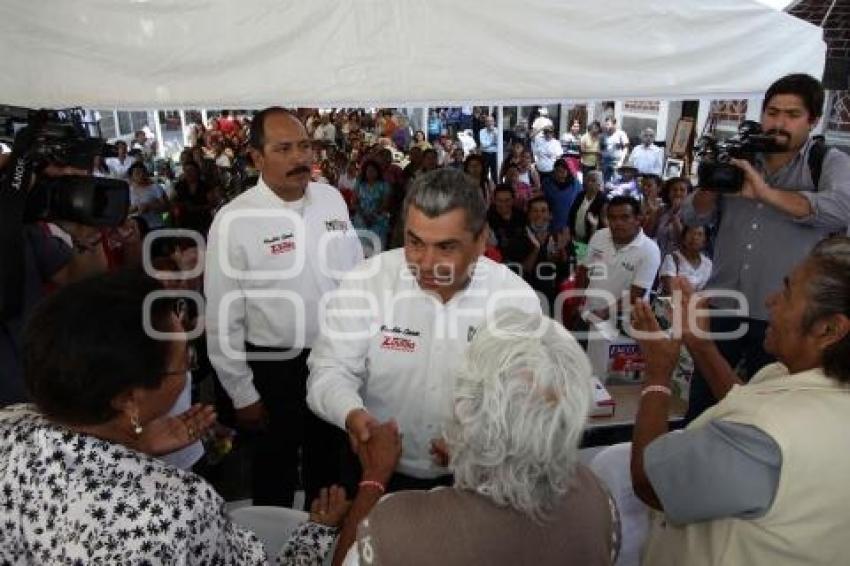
left=204, top=107, right=363, bottom=507
left=682, top=73, right=850, bottom=421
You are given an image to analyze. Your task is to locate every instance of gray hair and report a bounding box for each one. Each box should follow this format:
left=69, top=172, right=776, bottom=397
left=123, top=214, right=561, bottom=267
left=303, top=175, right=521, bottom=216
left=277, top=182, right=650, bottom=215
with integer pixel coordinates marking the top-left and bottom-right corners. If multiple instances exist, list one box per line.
left=403, top=168, right=487, bottom=236
left=804, top=236, right=850, bottom=383
left=446, top=309, right=593, bottom=522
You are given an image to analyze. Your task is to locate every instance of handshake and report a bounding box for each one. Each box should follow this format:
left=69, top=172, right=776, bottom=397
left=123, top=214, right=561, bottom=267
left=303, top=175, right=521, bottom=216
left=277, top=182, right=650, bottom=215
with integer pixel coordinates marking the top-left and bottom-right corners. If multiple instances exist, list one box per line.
left=346, top=409, right=451, bottom=483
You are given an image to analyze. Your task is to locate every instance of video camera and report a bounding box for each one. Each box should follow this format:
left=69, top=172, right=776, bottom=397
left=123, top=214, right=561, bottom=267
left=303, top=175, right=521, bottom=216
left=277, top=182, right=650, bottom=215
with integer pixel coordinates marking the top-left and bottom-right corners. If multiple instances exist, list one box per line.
left=695, top=120, right=783, bottom=192
left=0, top=105, right=129, bottom=225
left=1, top=105, right=130, bottom=319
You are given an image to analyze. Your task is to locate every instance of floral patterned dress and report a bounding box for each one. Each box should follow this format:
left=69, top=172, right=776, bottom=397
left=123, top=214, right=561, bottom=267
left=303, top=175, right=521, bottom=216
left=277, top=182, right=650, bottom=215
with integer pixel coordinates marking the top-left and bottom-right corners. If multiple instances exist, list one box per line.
left=0, top=405, right=265, bottom=564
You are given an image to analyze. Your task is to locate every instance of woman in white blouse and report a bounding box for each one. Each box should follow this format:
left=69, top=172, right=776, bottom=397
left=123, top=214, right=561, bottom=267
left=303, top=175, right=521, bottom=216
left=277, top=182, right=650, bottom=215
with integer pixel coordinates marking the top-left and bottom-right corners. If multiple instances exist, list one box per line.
left=659, top=224, right=712, bottom=294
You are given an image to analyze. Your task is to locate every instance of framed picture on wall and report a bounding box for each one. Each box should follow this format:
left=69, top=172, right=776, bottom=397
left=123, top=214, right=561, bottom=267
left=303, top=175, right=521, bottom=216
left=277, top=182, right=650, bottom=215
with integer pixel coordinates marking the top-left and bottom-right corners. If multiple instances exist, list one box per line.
left=664, top=158, right=685, bottom=180
left=670, top=117, right=695, bottom=156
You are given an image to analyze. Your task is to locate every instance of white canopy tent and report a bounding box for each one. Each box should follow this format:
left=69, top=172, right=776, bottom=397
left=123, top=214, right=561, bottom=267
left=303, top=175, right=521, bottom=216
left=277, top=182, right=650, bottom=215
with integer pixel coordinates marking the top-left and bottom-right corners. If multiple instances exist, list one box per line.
left=0, top=0, right=826, bottom=109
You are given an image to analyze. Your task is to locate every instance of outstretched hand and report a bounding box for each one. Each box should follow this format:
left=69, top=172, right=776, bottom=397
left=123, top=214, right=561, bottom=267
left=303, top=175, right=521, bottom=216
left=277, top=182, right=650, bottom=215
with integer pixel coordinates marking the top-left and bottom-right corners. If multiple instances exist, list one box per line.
left=358, top=420, right=402, bottom=485
left=309, top=485, right=350, bottom=527
left=137, top=403, right=216, bottom=456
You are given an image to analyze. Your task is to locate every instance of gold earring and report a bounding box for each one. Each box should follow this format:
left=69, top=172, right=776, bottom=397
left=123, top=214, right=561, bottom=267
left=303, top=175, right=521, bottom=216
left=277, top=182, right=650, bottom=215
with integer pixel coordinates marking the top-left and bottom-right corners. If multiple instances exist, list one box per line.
left=130, top=412, right=143, bottom=435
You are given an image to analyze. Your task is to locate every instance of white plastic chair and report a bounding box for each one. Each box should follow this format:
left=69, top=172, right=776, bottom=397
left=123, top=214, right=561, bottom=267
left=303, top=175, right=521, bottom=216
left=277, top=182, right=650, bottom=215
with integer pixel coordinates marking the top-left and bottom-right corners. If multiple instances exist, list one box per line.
left=229, top=505, right=309, bottom=560
left=589, top=442, right=650, bottom=566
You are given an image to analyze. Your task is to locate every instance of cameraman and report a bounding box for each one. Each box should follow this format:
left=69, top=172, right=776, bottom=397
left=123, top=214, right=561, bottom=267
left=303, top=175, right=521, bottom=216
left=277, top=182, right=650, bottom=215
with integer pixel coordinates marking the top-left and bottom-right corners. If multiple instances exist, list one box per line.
left=0, top=162, right=109, bottom=406
left=682, top=73, right=850, bottom=421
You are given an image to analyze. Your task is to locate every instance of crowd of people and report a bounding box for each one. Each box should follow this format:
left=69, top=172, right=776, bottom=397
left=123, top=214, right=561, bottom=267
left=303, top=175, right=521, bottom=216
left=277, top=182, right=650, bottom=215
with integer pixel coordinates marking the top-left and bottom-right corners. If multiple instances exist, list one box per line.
left=1, top=72, right=850, bottom=565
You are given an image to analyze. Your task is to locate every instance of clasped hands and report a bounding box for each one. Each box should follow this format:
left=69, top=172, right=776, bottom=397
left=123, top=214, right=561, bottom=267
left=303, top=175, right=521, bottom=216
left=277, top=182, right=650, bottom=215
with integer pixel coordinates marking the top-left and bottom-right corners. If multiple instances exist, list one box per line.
left=346, top=409, right=450, bottom=479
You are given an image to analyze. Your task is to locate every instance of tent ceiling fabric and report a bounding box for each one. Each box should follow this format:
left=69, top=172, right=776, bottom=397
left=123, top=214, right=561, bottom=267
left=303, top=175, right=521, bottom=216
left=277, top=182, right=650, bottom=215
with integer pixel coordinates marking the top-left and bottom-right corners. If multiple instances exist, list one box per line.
left=0, top=0, right=826, bottom=109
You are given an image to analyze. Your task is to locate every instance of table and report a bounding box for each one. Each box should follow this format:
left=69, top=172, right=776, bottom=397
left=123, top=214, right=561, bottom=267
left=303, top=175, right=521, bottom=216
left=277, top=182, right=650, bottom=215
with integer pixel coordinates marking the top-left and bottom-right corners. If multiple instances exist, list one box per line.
left=581, top=383, right=688, bottom=448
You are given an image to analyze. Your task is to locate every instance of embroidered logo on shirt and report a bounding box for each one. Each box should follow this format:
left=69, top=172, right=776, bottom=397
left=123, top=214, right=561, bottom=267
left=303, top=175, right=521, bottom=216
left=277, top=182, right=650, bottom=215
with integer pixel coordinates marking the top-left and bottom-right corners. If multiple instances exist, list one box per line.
left=265, top=232, right=295, bottom=255
left=380, top=336, right=417, bottom=352
left=325, top=219, right=350, bottom=232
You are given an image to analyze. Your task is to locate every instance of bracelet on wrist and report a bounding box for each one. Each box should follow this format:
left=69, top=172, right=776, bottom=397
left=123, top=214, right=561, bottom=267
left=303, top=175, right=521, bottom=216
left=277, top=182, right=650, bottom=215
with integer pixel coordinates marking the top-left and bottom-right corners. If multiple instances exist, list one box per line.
left=641, top=384, right=672, bottom=398
left=359, top=480, right=386, bottom=494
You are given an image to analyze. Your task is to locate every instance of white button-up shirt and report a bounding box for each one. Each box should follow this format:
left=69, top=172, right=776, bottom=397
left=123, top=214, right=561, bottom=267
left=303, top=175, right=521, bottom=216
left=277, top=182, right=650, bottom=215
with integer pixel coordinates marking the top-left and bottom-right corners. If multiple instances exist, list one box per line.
left=204, top=178, right=363, bottom=409
left=105, top=156, right=135, bottom=179
left=628, top=143, right=664, bottom=176
left=532, top=136, right=564, bottom=173
left=307, top=248, right=541, bottom=478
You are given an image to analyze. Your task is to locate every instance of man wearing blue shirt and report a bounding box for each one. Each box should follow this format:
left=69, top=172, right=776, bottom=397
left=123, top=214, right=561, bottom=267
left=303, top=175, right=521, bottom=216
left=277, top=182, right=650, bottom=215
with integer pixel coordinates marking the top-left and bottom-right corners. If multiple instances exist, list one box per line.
left=543, top=159, right=581, bottom=234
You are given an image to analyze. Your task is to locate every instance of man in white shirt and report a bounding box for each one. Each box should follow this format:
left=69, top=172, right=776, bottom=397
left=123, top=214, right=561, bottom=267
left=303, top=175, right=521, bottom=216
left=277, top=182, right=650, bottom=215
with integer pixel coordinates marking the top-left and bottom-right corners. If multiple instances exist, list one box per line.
left=307, top=168, right=541, bottom=491
left=628, top=128, right=664, bottom=176
left=478, top=115, right=499, bottom=183
left=313, top=113, right=337, bottom=145
left=602, top=117, right=630, bottom=183
left=105, top=140, right=134, bottom=179
left=532, top=126, right=564, bottom=179
left=204, top=107, right=363, bottom=507
left=577, top=195, right=660, bottom=326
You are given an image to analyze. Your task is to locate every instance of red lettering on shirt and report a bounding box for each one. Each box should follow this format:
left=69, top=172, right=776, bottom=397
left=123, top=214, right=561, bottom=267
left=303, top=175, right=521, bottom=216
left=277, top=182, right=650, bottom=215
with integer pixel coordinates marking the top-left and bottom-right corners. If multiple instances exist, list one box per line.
left=380, top=335, right=416, bottom=352
left=270, top=241, right=296, bottom=255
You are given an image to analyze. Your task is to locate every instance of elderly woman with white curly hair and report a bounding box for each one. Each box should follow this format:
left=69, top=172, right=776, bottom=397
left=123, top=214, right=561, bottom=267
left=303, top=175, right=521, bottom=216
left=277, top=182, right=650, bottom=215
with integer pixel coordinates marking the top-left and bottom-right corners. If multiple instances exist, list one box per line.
left=331, top=308, right=619, bottom=566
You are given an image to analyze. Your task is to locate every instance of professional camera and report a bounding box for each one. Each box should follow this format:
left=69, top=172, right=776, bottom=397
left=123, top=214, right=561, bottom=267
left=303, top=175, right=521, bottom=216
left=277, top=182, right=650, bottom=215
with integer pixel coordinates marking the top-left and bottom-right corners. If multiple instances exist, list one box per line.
left=695, top=120, right=783, bottom=192
left=1, top=106, right=130, bottom=319
left=0, top=105, right=128, bottom=225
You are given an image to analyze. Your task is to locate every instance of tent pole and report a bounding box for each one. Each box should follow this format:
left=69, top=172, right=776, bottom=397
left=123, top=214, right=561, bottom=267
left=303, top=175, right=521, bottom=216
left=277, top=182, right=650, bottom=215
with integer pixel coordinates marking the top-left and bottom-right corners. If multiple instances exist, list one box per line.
left=656, top=101, right=670, bottom=142
left=745, top=97, right=761, bottom=122
left=421, top=107, right=428, bottom=140
left=558, top=102, right=568, bottom=136
left=152, top=109, right=165, bottom=159
left=497, top=105, right=504, bottom=182
left=695, top=97, right=712, bottom=139
left=179, top=110, right=189, bottom=148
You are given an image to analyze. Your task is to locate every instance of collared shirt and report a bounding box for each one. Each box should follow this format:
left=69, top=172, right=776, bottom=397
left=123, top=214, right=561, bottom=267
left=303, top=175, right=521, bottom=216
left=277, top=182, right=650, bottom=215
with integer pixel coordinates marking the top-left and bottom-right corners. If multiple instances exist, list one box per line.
left=532, top=137, right=564, bottom=173
left=628, top=144, right=664, bottom=176
left=105, top=156, right=134, bottom=179
left=581, top=228, right=660, bottom=314
left=478, top=127, right=498, bottom=153
left=682, top=137, right=850, bottom=320
left=204, top=178, right=363, bottom=409
left=307, top=248, right=541, bottom=478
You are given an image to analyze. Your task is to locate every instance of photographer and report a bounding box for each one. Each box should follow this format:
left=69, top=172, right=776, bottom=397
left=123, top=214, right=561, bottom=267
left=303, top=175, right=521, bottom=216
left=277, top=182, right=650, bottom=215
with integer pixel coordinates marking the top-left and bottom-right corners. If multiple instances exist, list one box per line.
left=682, top=73, right=850, bottom=420
left=0, top=165, right=110, bottom=406
left=1, top=109, right=126, bottom=407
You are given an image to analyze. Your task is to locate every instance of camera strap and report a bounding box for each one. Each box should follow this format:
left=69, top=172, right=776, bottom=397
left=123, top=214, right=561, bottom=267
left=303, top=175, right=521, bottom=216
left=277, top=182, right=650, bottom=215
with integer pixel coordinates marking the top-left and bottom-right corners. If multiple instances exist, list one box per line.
left=807, top=138, right=829, bottom=192
left=0, top=124, right=38, bottom=320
